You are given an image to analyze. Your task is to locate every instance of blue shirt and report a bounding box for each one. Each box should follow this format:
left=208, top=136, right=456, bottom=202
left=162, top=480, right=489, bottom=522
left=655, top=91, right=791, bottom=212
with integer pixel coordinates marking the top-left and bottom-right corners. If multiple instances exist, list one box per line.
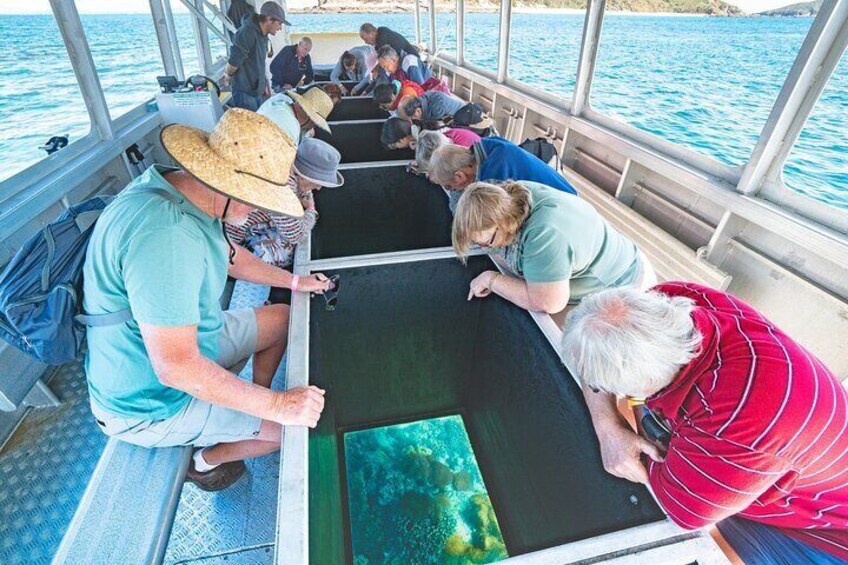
left=83, top=166, right=228, bottom=419
left=476, top=137, right=578, bottom=195
left=270, top=44, right=314, bottom=90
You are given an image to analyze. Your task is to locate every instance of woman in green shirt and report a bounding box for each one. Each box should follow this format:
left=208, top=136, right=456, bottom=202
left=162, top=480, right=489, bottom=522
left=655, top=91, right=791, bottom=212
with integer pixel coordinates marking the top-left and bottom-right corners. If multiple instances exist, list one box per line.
left=452, top=180, right=655, bottom=316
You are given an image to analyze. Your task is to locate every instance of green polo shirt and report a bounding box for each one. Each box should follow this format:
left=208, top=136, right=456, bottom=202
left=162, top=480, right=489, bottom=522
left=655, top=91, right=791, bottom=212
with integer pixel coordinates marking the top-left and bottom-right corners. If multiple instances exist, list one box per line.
left=500, top=181, right=641, bottom=301
left=83, top=166, right=228, bottom=419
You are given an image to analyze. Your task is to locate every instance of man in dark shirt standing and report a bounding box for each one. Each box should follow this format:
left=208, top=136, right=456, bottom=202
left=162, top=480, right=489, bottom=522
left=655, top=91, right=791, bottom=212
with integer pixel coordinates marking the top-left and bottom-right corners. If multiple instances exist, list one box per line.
left=359, top=23, right=420, bottom=58
left=270, top=37, right=314, bottom=92
left=223, top=2, right=290, bottom=111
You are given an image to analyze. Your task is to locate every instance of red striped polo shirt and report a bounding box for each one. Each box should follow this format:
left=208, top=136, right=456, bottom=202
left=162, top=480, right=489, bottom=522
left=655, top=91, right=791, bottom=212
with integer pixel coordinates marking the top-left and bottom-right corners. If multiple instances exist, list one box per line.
left=646, top=281, right=848, bottom=559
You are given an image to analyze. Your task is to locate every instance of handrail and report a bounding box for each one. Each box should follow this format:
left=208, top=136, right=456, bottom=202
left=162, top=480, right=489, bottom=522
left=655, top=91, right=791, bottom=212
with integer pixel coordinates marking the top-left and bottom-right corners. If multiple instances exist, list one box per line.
left=178, top=0, right=232, bottom=46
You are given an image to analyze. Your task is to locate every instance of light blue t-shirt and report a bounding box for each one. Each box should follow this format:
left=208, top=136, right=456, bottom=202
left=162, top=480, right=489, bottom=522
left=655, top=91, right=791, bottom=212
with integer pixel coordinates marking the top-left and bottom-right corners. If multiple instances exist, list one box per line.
left=495, top=181, right=641, bottom=302
left=83, top=166, right=228, bottom=419
left=258, top=93, right=302, bottom=144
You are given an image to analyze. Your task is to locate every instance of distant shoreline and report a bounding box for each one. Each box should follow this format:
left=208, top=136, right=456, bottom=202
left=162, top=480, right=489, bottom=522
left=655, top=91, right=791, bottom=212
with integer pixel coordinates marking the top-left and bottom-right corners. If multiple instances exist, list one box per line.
left=290, top=7, right=717, bottom=16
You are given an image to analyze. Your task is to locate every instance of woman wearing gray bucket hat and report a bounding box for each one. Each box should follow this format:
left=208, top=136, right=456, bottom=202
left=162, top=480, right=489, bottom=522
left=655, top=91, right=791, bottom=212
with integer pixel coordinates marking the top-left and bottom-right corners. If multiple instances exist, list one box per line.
left=226, top=138, right=345, bottom=305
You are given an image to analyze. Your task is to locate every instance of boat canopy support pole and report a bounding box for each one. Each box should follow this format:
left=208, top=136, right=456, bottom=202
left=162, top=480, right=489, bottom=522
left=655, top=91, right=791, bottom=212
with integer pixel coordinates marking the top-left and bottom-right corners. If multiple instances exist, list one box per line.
left=737, top=0, right=848, bottom=195
left=414, top=0, right=422, bottom=45
left=456, top=0, right=465, bottom=66
left=163, top=0, right=186, bottom=81
left=496, top=0, right=512, bottom=83
left=429, top=0, right=438, bottom=54
left=572, top=0, right=606, bottom=116
left=49, top=0, right=114, bottom=141
left=149, top=0, right=180, bottom=80
left=185, top=0, right=215, bottom=75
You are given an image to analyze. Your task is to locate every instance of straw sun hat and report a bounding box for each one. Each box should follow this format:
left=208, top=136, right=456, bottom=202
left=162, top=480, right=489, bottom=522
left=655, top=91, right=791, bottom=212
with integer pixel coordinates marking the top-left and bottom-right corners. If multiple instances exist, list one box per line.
left=287, top=87, right=334, bottom=133
left=160, top=108, right=303, bottom=217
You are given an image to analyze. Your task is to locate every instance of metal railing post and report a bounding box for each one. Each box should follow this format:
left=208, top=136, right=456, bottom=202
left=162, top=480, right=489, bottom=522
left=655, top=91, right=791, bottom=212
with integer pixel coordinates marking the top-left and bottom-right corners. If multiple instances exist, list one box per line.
left=429, top=0, right=437, bottom=54
left=149, top=0, right=179, bottom=78
left=48, top=0, right=114, bottom=141
left=496, top=0, right=512, bottom=83
left=163, top=0, right=185, bottom=80
left=414, top=0, right=422, bottom=45
left=190, top=0, right=214, bottom=74
left=456, top=0, right=465, bottom=65
left=737, top=0, right=848, bottom=195
left=571, top=0, right=606, bottom=116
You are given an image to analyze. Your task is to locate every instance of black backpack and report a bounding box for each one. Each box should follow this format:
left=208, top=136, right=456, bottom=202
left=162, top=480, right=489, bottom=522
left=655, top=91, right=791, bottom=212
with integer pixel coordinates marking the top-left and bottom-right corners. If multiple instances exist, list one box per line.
left=520, top=137, right=561, bottom=170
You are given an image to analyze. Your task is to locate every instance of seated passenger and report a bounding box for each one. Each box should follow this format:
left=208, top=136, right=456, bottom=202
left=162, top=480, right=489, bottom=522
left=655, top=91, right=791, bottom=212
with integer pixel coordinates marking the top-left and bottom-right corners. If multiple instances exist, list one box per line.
left=560, top=283, right=848, bottom=565
left=414, top=129, right=481, bottom=175
left=452, top=180, right=653, bottom=316
left=380, top=117, right=419, bottom=150
left=83, top=109, right=328, bottom=491
left=330, top=46, right=376, bottom=95
left=399, top=91, right=466, bottom=127
left=321, top=83, right=344, bottom=106
left=428, top=136, right=577, bottom=211
left=226, top=138, right=344, bottom=306
left=258, top=86, right=333, bottom=144
left=270, top=37, right=314, bottom=92
left=377, top=45, right=432, bottom=85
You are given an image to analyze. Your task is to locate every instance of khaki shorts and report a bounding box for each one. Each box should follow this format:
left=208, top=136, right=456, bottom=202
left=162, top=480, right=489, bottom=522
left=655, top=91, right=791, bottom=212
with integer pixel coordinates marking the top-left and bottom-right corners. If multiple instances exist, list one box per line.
left=91, top=309, right=263, bottom=448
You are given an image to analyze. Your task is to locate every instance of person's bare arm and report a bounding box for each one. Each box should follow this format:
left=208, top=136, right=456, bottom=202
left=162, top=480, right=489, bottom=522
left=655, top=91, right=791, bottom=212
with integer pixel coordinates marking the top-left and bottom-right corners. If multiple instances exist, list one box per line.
left=140, top=322, right=325, bottom=427
left=582, top=384, right=662, bottom=483
left=468, top=270, right=570, bottom=314
left=228, top=245, right=330, bottom=293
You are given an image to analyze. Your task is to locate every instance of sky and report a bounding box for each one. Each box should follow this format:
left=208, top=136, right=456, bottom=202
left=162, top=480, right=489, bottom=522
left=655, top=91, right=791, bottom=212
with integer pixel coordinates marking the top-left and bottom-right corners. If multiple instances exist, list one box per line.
left=0, top=0, right=804, bottom=15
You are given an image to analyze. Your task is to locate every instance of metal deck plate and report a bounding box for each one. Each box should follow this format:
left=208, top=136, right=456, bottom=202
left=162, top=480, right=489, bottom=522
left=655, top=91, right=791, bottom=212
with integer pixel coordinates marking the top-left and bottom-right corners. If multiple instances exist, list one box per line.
left=165, top=282, right=283, bottom=565
left=0, top=360, right=107, bottom=565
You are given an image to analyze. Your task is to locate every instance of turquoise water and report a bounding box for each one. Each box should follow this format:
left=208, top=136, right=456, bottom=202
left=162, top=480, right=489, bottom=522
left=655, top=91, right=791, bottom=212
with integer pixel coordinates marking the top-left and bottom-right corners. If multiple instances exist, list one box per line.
left=344, top=415, right=508, bottom=564
left=0, top=13, right=845, bottom=209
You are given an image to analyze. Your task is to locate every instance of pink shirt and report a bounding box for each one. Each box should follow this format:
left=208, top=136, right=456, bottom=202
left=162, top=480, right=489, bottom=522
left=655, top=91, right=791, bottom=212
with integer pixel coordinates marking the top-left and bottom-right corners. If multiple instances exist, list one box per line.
left=444, top=128, right=481, bottom=148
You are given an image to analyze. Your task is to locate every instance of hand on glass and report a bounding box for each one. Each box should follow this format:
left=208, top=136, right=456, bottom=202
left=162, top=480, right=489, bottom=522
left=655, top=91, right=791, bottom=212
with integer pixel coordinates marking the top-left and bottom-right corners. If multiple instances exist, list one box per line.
left=467, top=270, right=499, bottom=301
left=296, top=272, right=332, bottom=294
left=596, top=419, right=664, bottom=484
left=271, top=385, right=325, bottom=428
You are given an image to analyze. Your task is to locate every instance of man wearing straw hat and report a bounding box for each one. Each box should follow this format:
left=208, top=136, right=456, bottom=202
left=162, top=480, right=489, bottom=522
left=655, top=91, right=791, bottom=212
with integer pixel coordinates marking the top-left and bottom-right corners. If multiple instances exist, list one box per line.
left=257, top=86, right=334, bottom=144
left=83, top=109, right=329, bottom=491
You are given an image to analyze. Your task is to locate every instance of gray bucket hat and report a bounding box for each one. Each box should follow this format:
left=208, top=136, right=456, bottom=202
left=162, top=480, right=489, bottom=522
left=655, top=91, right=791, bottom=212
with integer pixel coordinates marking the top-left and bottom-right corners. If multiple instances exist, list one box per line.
left=292, top=138, right=344, bottom=187
left=259, top=2, right=292, bottom=26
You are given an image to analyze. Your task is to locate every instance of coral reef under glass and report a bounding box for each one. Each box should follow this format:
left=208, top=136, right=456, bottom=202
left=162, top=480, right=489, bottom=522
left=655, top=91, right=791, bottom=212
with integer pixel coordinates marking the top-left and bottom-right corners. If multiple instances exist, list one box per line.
left=343, top=415, right=509, bottom=565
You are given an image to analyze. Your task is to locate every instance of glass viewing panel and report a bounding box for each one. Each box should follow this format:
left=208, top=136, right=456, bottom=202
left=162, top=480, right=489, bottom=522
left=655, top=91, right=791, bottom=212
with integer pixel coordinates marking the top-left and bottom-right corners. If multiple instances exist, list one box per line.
left=507, top=12, right=585, bottom=101
left=0, top=13, right=91, bottom=183
left=591, top=15, right=813, bottom=167
left=782, top=52, right=847, bottom=211
left=343, top=415, right=508, bottom=565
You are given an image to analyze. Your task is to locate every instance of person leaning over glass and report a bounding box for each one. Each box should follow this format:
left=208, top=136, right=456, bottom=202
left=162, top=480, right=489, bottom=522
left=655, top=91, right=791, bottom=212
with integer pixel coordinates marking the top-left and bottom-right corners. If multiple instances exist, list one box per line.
left=452, top=180, right=656, bottom=321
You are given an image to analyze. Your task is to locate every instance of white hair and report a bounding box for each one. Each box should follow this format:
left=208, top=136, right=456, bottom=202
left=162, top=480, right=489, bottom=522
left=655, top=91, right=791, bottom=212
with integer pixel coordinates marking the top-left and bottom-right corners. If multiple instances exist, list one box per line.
left=561, top=288, right=702, bottom=398
left=415, top=131, right=450, bottom=173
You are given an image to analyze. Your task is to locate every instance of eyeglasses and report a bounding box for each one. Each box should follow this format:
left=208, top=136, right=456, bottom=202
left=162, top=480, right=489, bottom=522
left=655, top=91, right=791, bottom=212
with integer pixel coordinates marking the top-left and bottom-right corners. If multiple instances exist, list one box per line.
left=479, top=228, right=499, bottom=249
left=323, top=275, right=341, bottom=311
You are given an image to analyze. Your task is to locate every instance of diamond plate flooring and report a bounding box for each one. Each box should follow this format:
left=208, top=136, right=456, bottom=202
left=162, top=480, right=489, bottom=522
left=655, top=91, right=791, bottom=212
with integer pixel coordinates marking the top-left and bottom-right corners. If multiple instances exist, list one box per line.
left=0, top=360, right=107, bottom=565
left=164, top=282, right=283, bottom=565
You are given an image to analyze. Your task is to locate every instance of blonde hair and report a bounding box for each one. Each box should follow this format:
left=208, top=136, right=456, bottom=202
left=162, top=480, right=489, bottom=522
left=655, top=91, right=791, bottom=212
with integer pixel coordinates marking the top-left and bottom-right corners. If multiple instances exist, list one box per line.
left=452, top=181, right=532, bottom=261
left=427, top=144, right=476, bottom=185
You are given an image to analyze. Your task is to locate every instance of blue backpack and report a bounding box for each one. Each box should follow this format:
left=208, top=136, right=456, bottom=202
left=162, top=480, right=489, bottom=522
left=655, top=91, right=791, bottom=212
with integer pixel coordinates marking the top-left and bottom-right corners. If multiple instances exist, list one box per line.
left=0, top=188, right=175, bottom=365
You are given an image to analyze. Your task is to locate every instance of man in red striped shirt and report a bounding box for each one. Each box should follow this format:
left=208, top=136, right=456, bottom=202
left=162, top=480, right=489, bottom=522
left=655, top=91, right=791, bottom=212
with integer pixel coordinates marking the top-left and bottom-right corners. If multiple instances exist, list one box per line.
left=561, top=282, right=848, bottom=563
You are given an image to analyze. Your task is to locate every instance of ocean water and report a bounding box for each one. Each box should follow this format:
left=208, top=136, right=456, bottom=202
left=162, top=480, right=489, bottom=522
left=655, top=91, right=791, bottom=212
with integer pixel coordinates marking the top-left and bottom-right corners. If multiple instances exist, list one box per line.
left=344, top=415, right=508, bottom=564
left=0, top=12, right=844, bottom=209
